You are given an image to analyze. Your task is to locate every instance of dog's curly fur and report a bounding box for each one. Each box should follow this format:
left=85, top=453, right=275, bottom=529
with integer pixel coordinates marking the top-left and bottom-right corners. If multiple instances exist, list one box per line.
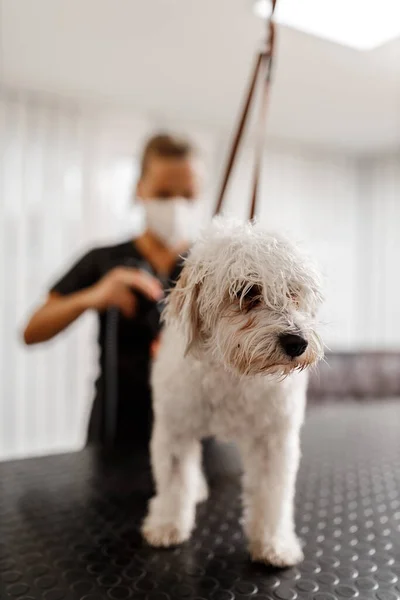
left=142, top=217, right=324, bottom=567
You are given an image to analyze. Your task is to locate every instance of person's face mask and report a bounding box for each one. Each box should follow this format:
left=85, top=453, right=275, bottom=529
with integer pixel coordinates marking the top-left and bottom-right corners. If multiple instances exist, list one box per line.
left=143, top=197, right=198, bottom=247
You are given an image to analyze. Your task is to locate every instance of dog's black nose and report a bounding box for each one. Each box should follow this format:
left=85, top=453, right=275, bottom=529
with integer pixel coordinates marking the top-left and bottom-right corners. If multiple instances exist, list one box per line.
left=280, top=334, right=308, bottom=358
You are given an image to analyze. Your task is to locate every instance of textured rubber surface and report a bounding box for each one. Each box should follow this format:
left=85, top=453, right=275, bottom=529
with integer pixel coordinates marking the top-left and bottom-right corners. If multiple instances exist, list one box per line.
left=1, top=402, right=400, bottom=600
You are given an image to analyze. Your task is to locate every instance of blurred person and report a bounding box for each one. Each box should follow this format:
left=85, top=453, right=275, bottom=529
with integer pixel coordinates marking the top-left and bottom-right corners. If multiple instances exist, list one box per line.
left=23, top=134, right=202, bottom=449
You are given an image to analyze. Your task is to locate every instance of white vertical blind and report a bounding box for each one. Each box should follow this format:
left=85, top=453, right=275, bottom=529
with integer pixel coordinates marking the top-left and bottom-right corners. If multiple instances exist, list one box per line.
left=0, top=92, right=94, bottom=459
left=360, top=153, right=400, bottom=350
left=1, top=90, right=399, bottom=461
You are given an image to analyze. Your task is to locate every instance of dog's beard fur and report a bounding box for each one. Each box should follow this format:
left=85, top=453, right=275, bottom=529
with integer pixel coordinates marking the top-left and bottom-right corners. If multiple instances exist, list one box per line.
left=165, top=218, right=324, bottom=378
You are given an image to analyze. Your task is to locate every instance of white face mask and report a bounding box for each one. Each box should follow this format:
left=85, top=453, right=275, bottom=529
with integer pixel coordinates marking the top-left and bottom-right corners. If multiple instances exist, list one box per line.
left=143, top=197, right=198, bottom=247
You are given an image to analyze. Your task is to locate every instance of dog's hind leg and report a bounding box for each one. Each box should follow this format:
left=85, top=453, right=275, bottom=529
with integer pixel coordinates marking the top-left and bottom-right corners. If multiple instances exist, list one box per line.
left=142, top=421, right=202, bottom=547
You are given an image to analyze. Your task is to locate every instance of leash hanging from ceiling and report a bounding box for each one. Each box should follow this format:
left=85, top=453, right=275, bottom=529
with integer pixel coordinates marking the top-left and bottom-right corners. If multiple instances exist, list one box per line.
left=214, top=0, right=278, bottom=220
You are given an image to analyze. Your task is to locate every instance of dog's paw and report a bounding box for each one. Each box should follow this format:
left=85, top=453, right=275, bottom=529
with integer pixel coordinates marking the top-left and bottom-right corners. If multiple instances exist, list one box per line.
left=141, top=520, right=190, bottom=548
left=250, top=536, right=304, bottom=568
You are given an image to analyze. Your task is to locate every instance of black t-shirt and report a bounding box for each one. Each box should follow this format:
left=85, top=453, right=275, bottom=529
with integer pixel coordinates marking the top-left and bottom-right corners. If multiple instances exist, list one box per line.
left=51, top=240, right=184, bottom=447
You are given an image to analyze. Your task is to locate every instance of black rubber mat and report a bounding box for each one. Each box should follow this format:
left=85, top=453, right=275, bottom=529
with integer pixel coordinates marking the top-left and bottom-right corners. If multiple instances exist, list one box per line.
left=1, top=402, right=400, bottom=600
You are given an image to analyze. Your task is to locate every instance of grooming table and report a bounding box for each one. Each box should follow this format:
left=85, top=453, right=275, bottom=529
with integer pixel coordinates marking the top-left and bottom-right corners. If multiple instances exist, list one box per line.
left=1, top=401, right=400, bottom=600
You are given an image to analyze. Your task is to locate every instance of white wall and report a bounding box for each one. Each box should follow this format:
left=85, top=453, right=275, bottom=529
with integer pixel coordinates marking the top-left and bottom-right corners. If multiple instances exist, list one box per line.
left=358, top=153, right=400, bottom=350
left=0, top=91, right=398, bottom=460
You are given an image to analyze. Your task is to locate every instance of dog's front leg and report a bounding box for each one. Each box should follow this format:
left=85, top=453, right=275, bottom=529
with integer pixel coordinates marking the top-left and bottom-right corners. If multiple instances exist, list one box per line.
left=241, top=429, right=303, bottom=568
left=142, top=421, right=201, bottom=547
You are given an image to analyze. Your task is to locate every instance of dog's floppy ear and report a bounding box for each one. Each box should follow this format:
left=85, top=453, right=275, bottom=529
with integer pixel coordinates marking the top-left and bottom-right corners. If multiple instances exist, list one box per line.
left=165, top=263, right=203, bottom=355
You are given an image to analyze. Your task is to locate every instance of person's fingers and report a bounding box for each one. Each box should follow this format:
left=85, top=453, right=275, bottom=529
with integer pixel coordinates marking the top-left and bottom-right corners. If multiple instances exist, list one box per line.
left=116, top=268, right=163, bottom=301
left=113, top=267, right=163, bottom=301
left=150, top=337, right=161, bottom=358
left=133, top=272, right=164, bottom=301
left=116, top=289, right=137, bottom=318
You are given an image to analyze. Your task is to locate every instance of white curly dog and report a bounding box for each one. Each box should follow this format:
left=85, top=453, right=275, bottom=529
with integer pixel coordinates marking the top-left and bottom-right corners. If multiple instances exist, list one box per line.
left=142, top=218, right=323, bottom=567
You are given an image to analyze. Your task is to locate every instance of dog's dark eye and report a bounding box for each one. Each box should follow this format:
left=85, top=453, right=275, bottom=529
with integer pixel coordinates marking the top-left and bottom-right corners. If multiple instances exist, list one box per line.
left=236, top=285, right=262, bottom=310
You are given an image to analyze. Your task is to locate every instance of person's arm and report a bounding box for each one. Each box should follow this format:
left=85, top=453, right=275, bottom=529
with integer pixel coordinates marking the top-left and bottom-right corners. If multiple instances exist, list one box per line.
left=23, top=290, right=92, bottom=344
left=23, top=267, right=163, bottom=345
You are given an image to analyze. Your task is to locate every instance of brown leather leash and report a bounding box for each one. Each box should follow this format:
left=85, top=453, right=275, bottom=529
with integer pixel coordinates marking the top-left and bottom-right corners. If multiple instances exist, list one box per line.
left=214, top=0, right=278, bottom=220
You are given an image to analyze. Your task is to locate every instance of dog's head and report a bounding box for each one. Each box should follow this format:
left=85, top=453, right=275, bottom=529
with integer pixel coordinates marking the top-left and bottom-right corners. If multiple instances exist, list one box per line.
left=165, top=217, right=324, bottom=377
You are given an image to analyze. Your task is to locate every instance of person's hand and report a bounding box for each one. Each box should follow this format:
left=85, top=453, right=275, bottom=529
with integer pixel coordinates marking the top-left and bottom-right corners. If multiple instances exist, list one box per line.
left=85, top=267, right=163, bottom=318
left=151, top=336, right=161, bottom=359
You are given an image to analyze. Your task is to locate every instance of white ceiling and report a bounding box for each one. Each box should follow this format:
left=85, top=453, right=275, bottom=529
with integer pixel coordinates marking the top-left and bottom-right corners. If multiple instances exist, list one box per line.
left=1, top=0, right=400, bottom=154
